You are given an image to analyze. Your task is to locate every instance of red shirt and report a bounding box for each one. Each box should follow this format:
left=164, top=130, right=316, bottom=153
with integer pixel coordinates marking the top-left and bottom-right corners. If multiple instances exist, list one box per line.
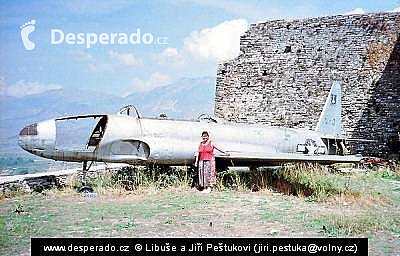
left=198, top=140, right=214, bottom=160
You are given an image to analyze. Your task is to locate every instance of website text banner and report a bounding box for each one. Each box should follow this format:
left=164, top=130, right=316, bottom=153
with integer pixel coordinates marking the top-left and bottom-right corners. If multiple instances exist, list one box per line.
left=32, top=237, right=368, bottom=255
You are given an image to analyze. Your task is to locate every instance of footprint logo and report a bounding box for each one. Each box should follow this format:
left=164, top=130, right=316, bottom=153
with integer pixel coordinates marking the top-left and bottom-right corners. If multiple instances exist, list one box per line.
left=20, top=20, right=36, bottom=50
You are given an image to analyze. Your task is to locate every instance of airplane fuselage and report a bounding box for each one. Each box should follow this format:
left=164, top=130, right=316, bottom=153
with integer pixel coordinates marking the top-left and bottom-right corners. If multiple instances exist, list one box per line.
left=18, top=82, right=364, bottom=167
left=18, top=113, right=332, bottom=167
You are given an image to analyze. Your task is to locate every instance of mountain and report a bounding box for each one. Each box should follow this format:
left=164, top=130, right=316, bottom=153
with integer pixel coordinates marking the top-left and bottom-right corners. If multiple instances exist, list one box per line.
left=0, top=88, right=122, bottom=139
left=124, top=77, right=216, bottom=119
left=0, top=76, right=215, bottom=138
left=0, top=76, right=216, bottom=174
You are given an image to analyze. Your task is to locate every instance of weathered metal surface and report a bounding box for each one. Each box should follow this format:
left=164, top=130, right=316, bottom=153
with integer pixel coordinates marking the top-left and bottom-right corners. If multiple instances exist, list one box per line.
left=18, top=83, right=363, bottom=167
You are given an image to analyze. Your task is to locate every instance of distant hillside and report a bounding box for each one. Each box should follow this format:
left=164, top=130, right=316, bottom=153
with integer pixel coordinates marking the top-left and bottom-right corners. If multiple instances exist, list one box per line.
left=125, top=77, right=216, bottom=119
left=0, top=76, right=216, bottom=165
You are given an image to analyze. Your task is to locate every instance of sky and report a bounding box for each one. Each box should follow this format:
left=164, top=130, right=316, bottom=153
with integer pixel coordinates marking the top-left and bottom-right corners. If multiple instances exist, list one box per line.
left=0, top=0, right=399, bottom=97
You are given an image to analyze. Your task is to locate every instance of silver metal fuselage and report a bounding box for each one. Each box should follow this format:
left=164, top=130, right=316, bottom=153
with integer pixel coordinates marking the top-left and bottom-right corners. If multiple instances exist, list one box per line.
left=18, top=114, right=331, bottom=166
left=18, top=82, right=363, bottom=167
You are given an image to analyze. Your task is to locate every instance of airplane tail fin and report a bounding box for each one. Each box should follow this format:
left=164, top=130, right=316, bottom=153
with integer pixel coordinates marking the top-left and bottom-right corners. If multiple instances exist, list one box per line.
left=315, top=81, right=342, bottom=138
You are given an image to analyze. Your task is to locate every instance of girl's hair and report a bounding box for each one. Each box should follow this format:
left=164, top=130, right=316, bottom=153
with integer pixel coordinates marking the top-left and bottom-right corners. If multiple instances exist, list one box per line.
left=201, top=131, right=209, bottom=136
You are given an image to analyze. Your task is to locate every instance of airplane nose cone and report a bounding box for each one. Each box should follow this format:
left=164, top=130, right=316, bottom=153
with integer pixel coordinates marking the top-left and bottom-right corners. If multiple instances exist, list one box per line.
left=18, top=120, right=56, bottom=152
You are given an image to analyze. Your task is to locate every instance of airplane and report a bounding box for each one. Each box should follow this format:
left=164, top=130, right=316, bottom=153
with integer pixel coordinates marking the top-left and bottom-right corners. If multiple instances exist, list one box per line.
left=18, top=81, right=363, bottom=174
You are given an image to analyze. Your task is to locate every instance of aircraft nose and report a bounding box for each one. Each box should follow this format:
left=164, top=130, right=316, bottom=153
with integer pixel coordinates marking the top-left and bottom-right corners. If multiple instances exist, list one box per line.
left=18, top=120, right=56, bottom=152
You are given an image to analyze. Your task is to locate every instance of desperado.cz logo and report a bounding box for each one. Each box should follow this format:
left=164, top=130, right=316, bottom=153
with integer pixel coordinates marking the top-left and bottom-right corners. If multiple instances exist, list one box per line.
left=20, top=20, right=168, bottom=50
left=51, top=29, right=168, bottom=48
left=20, top=20, right=36, bottom=50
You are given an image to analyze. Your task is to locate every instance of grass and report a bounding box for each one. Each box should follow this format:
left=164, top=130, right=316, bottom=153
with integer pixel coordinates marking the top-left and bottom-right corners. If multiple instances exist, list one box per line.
left=248, top=164, right=357, bottom=200
left=0, top=163, right=399, bottom=255
left=76, top=163, right=400, bottom=201
left=307, top=210, right=400, bottom=237
left=369, top=165, right=400, bottom=181
left=87, top=166, right=195, bottom=192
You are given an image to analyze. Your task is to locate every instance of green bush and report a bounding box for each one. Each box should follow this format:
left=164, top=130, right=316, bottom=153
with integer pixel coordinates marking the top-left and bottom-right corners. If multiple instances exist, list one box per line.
left=86, top=166, right=195, bottom=190
left=253, top=164, right=359, bottom=200
left=370, top=166, right=400, bottom=181
left=215, top=170, right=249, bottom=191
left=71, top=163, right=363, bottom=201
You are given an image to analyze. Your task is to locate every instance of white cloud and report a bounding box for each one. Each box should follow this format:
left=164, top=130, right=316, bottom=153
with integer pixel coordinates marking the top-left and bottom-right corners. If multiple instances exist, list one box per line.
left=187, top=0, right=267, bottom=22
left=71, top=50, right=143, bottom=72
left=87, top=62, right=114, bottom=72
left=343, top=8, right=366, bottom=15
left=182, top=19, right=249, bottom=62
left=70, top=50, right=113, bottom=72
left=158, top=47, right=184, bottom=65
left=391, top=6, right=400, bottom=12
left=155, top=19, right=248, bottom=77
left=0, top=77, right=8, bottom=96
left=0, top=79, right=62, bottom=97
left=70, top=50, right=93, bottom=62
left=109, top=50, right=143, bottom=67
left=64, top=0, right=132, bottom=15
left=126, top=72, right=172, bottom=95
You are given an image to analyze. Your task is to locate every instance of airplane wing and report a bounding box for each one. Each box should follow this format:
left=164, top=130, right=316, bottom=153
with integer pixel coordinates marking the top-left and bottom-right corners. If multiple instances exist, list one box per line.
left=217, top=152, right=362, bottom=166
left=320, top=135, right=376, bottom=142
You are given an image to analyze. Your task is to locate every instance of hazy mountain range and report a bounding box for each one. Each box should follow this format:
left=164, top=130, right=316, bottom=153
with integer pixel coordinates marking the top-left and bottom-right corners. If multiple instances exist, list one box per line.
left=0, top=76, right=216, bottom=174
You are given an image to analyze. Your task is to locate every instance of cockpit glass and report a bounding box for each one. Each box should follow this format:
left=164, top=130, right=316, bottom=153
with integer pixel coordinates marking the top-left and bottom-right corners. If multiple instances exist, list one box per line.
left=55, top=115, right=107, bottom=150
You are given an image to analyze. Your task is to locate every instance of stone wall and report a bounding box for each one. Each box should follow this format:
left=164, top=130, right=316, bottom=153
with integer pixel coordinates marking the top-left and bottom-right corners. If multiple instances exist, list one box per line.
left=0, top=165, right=126, bottom=195
left=215, top=12, right=400, bottom=157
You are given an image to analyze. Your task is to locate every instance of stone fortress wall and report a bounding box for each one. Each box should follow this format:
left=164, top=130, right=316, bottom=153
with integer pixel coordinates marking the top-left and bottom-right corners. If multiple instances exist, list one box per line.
left=215, top=12, right=400, bottom=157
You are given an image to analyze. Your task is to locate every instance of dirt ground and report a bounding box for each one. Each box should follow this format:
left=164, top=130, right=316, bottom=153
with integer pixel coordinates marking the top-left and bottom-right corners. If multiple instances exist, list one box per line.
left=1, top=181, right=399, bottom=256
